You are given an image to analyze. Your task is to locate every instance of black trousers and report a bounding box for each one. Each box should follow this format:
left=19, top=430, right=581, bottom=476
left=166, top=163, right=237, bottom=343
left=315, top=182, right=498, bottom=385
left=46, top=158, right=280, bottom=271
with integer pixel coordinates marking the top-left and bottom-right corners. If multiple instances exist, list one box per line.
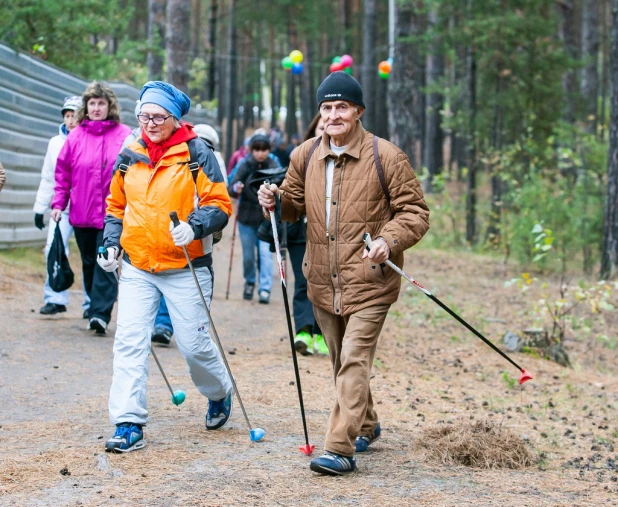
left=73, top=227, right=118, bottom=324
left=288, top=243, right=321, bottom=335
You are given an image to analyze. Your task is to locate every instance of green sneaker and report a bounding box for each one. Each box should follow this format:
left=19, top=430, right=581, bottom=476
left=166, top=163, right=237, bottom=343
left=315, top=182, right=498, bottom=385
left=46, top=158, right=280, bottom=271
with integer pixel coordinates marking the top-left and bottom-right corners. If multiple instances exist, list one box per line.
left=294, top=331, right=314, bottom=356
left=314, top=334, right=329, bottom=355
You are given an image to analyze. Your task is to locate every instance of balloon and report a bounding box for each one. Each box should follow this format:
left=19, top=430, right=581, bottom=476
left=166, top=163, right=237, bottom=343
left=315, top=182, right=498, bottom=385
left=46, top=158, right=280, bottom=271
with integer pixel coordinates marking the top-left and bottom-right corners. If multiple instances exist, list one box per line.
left=330, top=62, right=344, bottom=73
left=378, top=61, right=392, bottom=74
left=340, top=54, right=353, bottom=67
left=332, top=56, right=342, bottom=63
left=343, top=67, right=352, bottom=75
left=290, top=50, right=304, bottom=63
left=387, top=57, right=394, bottom=66
left=378, top=70, right=389, bottom=79
left=281, top=56, right=293, bottom=70
left=291, top=62, right=304, bottom=74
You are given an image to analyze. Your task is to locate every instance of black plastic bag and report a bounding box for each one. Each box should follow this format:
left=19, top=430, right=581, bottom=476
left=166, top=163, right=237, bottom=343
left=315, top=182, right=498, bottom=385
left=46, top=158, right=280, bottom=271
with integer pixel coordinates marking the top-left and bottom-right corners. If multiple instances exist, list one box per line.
left=47, top=224, right=74, bottom=292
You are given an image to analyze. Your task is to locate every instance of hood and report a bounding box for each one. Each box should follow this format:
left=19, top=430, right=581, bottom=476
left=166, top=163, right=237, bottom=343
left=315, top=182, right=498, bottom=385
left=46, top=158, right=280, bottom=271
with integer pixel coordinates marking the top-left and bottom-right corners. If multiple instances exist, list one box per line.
left=59, top=123, right=70, bottom=138
left=79, top=119, right=120, bottom=136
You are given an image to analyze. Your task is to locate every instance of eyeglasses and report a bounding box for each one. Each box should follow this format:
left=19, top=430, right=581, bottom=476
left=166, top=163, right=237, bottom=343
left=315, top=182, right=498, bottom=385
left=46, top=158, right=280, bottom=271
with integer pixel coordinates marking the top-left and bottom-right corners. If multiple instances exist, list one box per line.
left=137, top=114, right=172, bottom=125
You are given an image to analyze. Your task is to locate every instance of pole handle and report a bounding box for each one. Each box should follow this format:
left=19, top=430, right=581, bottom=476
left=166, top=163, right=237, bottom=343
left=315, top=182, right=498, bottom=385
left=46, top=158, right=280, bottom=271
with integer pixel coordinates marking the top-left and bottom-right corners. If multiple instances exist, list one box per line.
left=263, top=179, right=274, bottom=212
left=362, top=232, right=373, bottom=252
left=97, top=246, right=108, bottom=259
left=169, top=211, right=180, bottom=228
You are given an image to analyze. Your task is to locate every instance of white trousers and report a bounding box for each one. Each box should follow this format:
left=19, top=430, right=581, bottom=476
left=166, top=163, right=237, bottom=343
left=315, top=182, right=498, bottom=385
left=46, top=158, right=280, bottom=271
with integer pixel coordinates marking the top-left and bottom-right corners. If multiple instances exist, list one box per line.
left=43, top=211, right=90, bottom=309
left=109, top=261, right=232, bottom=425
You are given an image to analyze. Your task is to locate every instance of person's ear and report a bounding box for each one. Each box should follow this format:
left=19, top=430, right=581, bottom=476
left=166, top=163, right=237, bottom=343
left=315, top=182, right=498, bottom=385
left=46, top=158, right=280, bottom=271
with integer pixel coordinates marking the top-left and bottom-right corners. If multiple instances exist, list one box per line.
left=357, top=107, right=365, bottom=120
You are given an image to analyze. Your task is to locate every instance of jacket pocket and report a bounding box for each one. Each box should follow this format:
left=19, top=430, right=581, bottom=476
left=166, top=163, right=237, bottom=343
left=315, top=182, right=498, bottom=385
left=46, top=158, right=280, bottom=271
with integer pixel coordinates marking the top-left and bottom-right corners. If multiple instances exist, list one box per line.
left=366, top=261, right=387, bottom=285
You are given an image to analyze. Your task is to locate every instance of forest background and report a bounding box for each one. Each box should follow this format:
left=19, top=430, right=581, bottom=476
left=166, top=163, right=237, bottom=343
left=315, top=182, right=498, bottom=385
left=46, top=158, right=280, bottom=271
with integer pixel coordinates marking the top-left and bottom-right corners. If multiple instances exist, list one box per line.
left=1, top=0, right=618, bottom=282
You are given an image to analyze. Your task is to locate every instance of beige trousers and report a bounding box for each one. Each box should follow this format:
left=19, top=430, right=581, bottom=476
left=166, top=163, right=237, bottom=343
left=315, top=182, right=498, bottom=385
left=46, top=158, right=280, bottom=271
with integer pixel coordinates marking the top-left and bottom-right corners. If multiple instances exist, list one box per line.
left=314, top=303, right=390, bottom=457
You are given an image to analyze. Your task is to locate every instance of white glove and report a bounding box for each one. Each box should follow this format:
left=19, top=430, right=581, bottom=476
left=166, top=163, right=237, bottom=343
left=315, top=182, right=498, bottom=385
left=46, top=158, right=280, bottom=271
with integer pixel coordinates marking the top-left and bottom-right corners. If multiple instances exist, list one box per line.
left=97, top=247, right=119, bottom=272
left=169, top=220, right=195, bottom=247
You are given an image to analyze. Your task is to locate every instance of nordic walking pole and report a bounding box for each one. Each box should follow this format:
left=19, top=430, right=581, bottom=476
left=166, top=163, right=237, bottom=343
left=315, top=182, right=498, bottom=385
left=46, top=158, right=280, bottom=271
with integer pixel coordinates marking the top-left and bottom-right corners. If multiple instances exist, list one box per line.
left=97, top=246, right=186, bottom=406
left=264, top=181, right=315, bottom=456
left=169, top=212, right=265, bottom=442
left=225, top=196, right=240, bottom=300
left=362, top=233, right=533, bottom=385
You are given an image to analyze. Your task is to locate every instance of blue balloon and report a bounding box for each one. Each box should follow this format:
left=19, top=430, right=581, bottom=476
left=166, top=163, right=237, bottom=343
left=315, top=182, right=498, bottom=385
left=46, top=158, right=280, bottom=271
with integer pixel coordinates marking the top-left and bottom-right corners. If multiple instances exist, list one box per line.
left=291, top=63, right=304, bottom=75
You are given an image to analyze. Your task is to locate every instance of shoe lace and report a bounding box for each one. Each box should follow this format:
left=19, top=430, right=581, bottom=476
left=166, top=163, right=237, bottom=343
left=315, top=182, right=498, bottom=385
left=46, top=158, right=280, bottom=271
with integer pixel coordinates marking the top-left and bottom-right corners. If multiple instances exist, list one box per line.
left=208, top=399, right=224, bottom=418
left=115, top=424, right=135, bottom=440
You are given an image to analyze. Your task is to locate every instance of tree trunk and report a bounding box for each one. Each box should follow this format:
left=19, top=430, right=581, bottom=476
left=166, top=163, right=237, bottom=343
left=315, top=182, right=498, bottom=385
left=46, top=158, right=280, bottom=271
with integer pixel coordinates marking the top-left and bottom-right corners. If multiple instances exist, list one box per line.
left=207, top=0, right=218, bottom=101
left=191, top=0, right=200, bottom=59
left=147, top=0, right=166, bottom=81
left=423, top=7, right=444, bottom=193
left=582, top=0, right=600, bottom=133
left=601, top=0, right=610, bottom=140
left=557, top=0, right=577, bottom=124
left=285, top=73, right=297, bottom=140
left=375, top=76, right=389, bottom=138
left=166, top=0, right=191, bottom=92
left=600, top=0, right=618, bottom=280
left=361, top=0, right=377, bottom=132
left=486, top=71, right=505, bottom=245
left=299, top=39, right=313, bottom=133
left=224, top=0, right=237, bottom=163
left=387, top=1, right=417, bottom=164
left=464, top=4, right=478, bottom=245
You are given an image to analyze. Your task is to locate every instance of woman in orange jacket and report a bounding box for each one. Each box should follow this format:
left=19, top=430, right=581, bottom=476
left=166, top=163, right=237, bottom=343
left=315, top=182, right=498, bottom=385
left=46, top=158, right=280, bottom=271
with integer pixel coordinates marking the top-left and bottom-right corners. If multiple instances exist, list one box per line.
left=98, top=81, right=233, bottom=453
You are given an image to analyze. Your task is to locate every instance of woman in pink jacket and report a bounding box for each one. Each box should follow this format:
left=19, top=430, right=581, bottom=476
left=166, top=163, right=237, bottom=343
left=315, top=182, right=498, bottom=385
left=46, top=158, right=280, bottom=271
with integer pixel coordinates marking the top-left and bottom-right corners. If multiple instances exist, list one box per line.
left=51, top=81, right=131, bottom=335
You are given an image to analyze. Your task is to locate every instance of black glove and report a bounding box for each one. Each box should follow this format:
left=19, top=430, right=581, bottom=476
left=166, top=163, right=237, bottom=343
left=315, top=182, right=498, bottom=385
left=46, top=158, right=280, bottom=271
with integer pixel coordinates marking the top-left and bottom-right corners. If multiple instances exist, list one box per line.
left=34, top=213, right=45, bottom=230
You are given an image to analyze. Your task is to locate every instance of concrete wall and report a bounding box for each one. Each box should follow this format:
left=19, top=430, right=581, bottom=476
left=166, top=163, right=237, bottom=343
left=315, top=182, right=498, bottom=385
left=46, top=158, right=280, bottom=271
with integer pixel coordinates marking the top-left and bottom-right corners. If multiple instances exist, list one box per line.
left=0, top=43, right=215, bottom=249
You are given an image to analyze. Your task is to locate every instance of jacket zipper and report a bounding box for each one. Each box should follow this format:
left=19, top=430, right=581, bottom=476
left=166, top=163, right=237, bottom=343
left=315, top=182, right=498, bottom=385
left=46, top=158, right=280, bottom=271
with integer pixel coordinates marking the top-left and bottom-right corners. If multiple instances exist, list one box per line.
left=331, top=158, right=345, bottom=310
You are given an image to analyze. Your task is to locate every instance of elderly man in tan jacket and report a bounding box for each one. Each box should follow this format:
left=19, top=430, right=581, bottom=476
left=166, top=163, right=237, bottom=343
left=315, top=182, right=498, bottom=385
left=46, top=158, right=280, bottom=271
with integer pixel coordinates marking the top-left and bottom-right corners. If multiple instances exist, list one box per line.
left=259, top=71, right=429, bottom=476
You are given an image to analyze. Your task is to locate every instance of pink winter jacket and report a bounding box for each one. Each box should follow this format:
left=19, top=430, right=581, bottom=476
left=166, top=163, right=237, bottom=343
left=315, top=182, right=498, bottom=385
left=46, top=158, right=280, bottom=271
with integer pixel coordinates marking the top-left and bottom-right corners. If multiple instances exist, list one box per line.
left=52, top=119, right=131, bottom=229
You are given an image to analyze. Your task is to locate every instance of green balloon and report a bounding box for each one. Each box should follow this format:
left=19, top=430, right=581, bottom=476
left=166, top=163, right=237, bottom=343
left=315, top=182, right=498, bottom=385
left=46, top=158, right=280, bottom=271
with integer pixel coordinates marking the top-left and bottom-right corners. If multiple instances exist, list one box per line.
left=332, top=56, right=342, bottom=63
left=282, top=56, right=294, bottom=69
left=343, top=67, right=352, bottom=75
left=378, top=70, right=389, bottom=80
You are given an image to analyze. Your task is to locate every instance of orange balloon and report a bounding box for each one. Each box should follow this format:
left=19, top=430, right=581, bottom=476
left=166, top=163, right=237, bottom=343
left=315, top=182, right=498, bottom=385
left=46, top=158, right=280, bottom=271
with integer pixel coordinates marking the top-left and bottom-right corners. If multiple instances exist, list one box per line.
left=378, top=61, right=392, bottom=74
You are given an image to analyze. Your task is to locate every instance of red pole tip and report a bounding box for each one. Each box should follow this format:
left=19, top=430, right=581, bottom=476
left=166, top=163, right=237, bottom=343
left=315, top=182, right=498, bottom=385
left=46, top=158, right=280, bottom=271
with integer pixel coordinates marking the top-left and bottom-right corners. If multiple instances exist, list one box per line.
left=299, top=444, right=315, bottom=456
left=519, top=369, right=533, bottom=384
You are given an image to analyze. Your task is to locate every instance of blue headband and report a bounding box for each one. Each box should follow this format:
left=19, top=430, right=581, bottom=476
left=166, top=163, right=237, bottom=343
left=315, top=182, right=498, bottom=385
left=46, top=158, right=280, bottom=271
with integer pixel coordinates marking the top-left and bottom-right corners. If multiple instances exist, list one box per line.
left=139, top=81, right=191, bottom=119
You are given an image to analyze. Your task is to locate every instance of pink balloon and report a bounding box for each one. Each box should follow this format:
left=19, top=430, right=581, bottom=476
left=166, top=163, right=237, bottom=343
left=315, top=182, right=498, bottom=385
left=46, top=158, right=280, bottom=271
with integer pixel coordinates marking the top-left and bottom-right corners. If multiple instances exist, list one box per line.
left=340, top=54, right=353, bottom=68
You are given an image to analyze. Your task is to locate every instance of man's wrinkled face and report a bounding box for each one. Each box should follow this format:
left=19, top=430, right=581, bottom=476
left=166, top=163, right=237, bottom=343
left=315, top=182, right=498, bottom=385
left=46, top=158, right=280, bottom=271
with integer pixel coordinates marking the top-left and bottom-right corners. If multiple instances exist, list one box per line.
left=319, top=100, right=362, bottom=140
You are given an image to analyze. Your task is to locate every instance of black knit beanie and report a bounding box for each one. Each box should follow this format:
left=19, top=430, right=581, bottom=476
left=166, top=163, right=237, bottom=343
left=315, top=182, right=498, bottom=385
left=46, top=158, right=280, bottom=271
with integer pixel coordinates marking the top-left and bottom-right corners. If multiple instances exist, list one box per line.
left=316, top=71, right=365, bottom=109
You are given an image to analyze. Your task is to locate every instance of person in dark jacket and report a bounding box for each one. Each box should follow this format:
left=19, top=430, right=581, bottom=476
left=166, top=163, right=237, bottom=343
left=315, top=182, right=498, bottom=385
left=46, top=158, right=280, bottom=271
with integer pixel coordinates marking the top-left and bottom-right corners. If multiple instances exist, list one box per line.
left=228, top=133, right=281, bottom=304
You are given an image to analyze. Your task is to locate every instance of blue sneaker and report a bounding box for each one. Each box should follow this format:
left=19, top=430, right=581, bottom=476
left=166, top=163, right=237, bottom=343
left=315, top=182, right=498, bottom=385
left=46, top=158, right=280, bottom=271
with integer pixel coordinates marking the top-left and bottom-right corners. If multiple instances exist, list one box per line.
left=310, top=452, right=357, bottom=476
left=354, top=422, right=381, bottom=453
left=206, top=391, right=233, bottom=430
left=105, top=423, right=145, bottom=453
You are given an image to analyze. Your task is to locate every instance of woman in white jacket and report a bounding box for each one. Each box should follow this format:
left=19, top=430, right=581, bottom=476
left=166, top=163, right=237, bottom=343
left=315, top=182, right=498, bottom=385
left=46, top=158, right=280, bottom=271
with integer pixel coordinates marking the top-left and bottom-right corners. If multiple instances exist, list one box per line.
left=33, top=96, right=90, bottom=316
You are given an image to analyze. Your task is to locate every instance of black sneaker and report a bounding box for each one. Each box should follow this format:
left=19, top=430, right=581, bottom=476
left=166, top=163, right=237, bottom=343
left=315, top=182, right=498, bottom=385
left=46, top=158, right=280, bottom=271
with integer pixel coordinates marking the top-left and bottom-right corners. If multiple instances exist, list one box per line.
left=88, top=317, right=107, bottom=335
left=40, top=303, right=67, bottom=315
left=152, top=328, right=172, bottom=346
left=82, top=310, right=90, bottom=319
left=243, top=282, right=255, bottom=300
left=310, top=452, right=357, bottom=476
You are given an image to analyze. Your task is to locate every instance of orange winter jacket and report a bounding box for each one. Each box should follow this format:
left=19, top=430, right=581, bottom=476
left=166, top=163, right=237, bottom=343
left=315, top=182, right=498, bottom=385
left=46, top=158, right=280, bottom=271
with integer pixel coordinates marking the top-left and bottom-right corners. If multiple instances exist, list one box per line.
left=104, top=137, right=231, bottom=273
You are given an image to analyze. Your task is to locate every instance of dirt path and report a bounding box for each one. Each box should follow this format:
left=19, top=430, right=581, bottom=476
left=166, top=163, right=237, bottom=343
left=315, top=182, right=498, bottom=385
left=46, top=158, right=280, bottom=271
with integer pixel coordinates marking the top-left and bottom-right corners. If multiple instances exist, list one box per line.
left=1, top=234, right=617, bottom=506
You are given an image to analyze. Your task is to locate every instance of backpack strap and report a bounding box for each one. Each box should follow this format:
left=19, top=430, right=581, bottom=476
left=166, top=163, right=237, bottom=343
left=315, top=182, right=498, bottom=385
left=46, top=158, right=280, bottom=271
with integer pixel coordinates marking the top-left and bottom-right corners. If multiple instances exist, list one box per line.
left=372, top=136, right=390, bottom=203
left=303, top=137, right=322, bottom=178
left=187, top=138, right=201, bottom=184
left=117, top=153, right=131, bottom=178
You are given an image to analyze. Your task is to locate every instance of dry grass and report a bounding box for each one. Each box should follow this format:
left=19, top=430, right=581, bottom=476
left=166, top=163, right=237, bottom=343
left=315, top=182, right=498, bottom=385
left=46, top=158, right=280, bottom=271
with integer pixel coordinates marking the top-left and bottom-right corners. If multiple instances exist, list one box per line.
left=419, top=419, right=536, bottom=469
